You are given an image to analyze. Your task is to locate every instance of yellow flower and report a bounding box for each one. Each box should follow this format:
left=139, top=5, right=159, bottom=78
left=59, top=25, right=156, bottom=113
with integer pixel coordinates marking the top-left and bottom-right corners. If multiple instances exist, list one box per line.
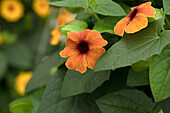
left=15, top=72, right=32, bottom=96
left=33, top=0, right=50, bottom=18
left=0, top=0, right=24, bottom=22
left=50, top=8, right=74, bottom=45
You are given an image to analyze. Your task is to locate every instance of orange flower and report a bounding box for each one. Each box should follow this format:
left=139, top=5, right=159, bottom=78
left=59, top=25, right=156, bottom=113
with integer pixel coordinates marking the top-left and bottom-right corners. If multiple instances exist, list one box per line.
left=114, top=2, right=156, bottom=36
left=15, top=72, right=32, bottom=96
left=50, top=8, right=74, bottom=45
left=60, top=29, right=108, bottom=73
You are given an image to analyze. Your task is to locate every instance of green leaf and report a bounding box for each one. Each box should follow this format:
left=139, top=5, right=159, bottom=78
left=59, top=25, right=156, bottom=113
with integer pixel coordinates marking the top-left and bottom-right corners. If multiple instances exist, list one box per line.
left=76, top=11, right=92, bottom=21
left=48, top=0, right=126, bottom=16
left=93, top=17, right=122, bottom=34
left=48, top=0, right=88, bottom=8
left=148, top=8, right=166, bottom=22
left=38, top=66, right=101, bottom=113
left=2, top=31, right=17, bottom=45
left=4, top=42, right=33, bottom=69
left=9, top=99, right=33, bottom=113
left=90, top=0, right=126, bottom=16
left=132, top=57, right=152, bottom=72
left=159, top=98, right=170, bottom=113
left=94, top=18, right=170, bottom=72
left=25, top=88, right=44, bottom=113
left=150, top=45, right=170, bottom=102
left=93, top=67, right=129, bottom=97
left=150, top=105, right=161, bottom=113
left=119, top=3, right=131, bottom=14
left=96, top=89, right=155, bottom=113
left=159, top=109, right=164, bottom=113
left=25, top=50, right=65, bottom=94
left=163, top=0, right=170, bottom=15
left=59, top=21, right=88, bottom=35
left=0, top=52, right=8, bottom=80
left=61, top=69, right=111, bottom=98
left=127, top=68, right=149, bottom=86
left=0, top=91, right=12, bottom=113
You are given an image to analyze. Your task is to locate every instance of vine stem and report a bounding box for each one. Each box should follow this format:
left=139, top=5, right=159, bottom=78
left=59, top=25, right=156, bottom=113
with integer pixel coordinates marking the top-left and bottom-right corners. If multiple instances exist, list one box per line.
left=165, top=17, right=170, bottom=28
left=93, top=12, right=100, bottom=21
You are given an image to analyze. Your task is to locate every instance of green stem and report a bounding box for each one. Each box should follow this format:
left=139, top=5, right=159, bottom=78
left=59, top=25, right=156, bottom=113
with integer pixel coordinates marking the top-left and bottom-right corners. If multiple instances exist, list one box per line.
left=162, top=27, right=165, bottom=31
left=93, top=12, right=100, bottom=21
left=165, top=16, right=170, bottom=28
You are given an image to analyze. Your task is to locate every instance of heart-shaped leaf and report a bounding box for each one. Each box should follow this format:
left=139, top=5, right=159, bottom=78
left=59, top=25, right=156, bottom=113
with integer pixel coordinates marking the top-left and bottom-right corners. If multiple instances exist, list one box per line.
left=95, top=18, right=170, bottom=72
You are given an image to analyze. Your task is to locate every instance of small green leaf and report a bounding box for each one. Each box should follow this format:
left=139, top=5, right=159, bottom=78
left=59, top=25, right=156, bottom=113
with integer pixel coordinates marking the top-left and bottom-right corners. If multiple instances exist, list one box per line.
left=90, top=0, right=126, bottom=16
left=163, top=0, right=170, bottom=15
left=2, top=31, right=17, bottom=45
left=93, top=17, right=122, bottom=34
left=95, top=18, right=170, bottom=72
left=96, top=89, right=155, bottom=113
left=150, top=45, right=170, bottom=102
left=159, top=109, right=164, bottom=113
left=59, top=21, right=88, bottom=35
left=0, top=52, right=8, bottom=80
left=148, top=8, right=166, bottom=22
left=48, top=0, right=88, bottom=8
left=127, top=68, right=149, bottom=86
left=9, top=99, right=33, bottom=113
left=25, top=50, right=65, bottom=94
left=61, top=69, right=111, bottom=97
left=132, top=57, right=152, bottom=72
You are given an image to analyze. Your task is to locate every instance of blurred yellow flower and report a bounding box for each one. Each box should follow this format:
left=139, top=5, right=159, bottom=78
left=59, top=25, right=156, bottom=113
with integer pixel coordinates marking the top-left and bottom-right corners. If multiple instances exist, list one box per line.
left=33, top=0, right=50, bottom=18
left=50, top=8, right=74, bottom=45
left=57, top=8, right=75, bottom=26
left=50, top=28, right=61, bottom=45
left=15, top=72, right=32, bottom=96
left=0, top=0, right=24, bottom=22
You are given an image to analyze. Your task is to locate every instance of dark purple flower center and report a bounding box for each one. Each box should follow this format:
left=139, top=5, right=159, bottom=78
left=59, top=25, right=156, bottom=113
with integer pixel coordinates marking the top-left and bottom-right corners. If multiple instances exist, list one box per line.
left=77, top=41, right=89, bottom=54
left=130, top=8, right=138, bottom=20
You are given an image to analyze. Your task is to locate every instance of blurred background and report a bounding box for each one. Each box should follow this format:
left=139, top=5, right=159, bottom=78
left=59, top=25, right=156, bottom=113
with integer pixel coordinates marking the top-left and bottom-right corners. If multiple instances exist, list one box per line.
left=0, top=0, right=76, bottom=112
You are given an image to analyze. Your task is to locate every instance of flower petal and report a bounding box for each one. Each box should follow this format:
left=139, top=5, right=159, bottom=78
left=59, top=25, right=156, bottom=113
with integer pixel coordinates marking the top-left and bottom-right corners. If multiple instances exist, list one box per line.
left=137, top=2, right=156, bottom=17
left=66, top=53, right=87, bottom=73
left=60, top=38, right=78, bottom=58
left=50, top=28, right=61, bottom=45
left=86, top=47, right=105, bottom=69
left=67, top=29, right=90, bottom=42
left=125, top=13, right=148, bottom=33
left=114, top=16, right=131, bottom=36
left=60, top=8, right=74, bottom=24
left=131, top=2, right=151, bottom=10
left=86, top=30, right=108, bottom=47
left=57, top=15, right=65, bottom=26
